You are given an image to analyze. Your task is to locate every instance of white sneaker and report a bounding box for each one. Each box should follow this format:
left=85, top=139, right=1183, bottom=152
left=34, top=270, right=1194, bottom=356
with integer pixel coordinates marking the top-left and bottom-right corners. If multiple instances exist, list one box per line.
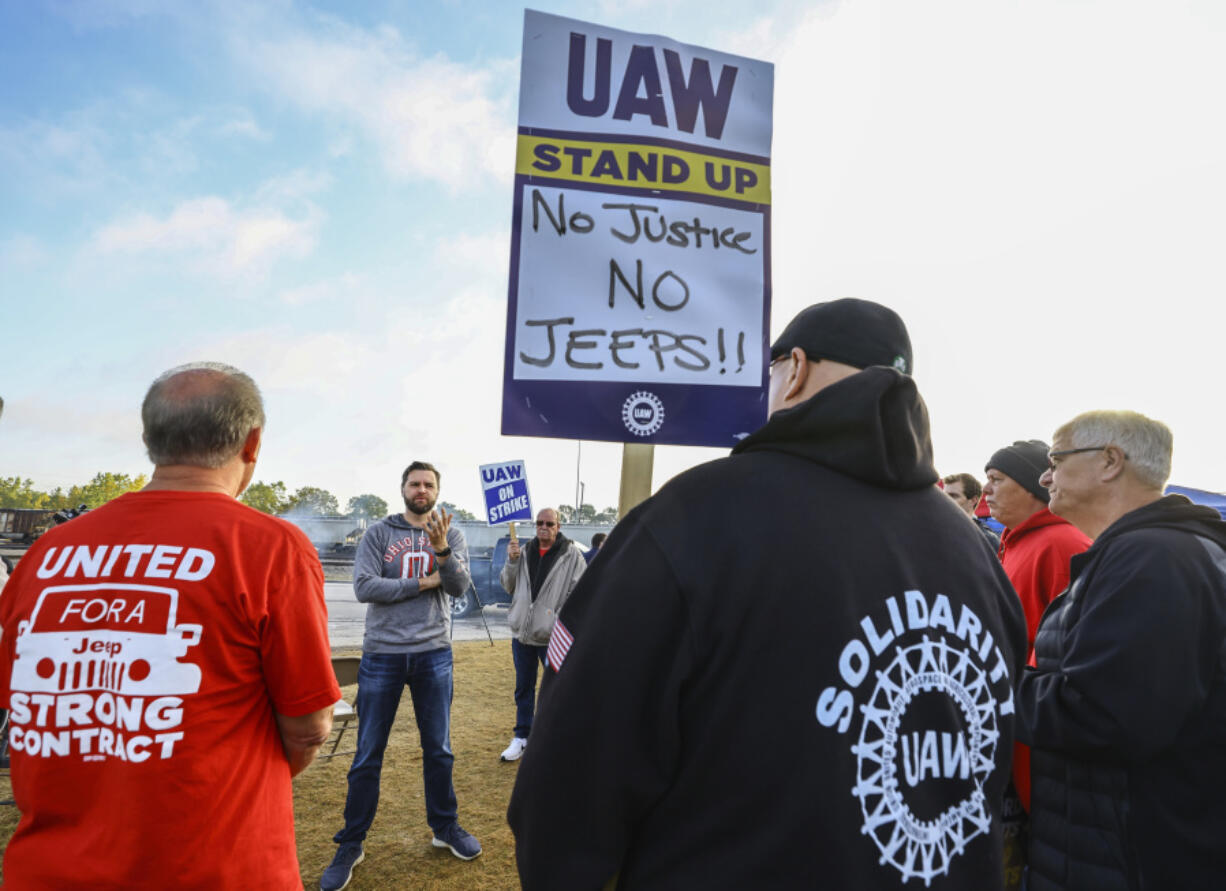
left=500, top=737, right=528, bottom=762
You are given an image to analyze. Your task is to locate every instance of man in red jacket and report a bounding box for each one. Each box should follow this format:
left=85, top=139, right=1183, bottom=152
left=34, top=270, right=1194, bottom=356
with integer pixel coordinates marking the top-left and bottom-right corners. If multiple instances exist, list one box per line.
left=984, top=438, right=1091, bottom=864
left=984, top=439, right=1091, bottom=652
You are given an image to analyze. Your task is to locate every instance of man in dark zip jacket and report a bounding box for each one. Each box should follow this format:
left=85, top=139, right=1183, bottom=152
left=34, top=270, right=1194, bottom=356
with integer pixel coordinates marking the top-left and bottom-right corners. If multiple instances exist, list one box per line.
left=1017, top=410, right=1226, bottom=890
left=508, top=299, right=1027, bottom=890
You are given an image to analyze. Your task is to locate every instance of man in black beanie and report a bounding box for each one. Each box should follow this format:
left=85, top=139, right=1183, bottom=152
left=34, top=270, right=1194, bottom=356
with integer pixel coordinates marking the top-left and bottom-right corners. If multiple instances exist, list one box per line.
left=510, top=298, right=1026, bottom=890
left=984, top=440, right=1091, bottom=653
left=983, top=438, right=1090, bottom=852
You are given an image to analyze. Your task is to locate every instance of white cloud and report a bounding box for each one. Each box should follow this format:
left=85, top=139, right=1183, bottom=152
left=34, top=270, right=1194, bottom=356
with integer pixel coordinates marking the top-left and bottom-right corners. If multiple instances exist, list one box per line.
left=228, top=211, right=316, bottom=269
left=434, top=230, right=510, bottom=271
left=0, top=235, right=51, bottom=268
left=0, top=95, right=277, bottom=200
left=0, top=117, right=112, bottom=196
left=278, top=272, right=363, bottom=306
left=0, top=368, right=151, bottom=493
left=94, top=197, right=226, bottom=252
left=326, top=132, right=355, bottom=158
left=218, top=110, right=271, bottom=142
left=231, top=17, right=517, bottom=190
left=91, top=193, right=322, bottom=276
left=253, top=167, right=334, bottom=204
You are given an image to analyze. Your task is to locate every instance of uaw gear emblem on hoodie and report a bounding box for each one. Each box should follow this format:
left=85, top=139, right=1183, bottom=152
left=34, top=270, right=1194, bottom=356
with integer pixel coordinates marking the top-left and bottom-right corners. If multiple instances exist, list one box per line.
left=815, top=588, right=1015, bottom=885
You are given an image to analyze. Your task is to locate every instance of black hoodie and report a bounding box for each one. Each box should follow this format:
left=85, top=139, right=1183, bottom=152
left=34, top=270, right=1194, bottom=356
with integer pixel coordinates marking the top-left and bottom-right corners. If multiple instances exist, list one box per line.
left=1019, top=495, right=1226, bottom=891
left=509, top=368, right=1027, bottom=890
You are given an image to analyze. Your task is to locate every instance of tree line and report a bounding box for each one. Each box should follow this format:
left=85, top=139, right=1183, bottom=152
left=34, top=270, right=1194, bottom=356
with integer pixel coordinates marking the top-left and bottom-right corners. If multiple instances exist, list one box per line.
left=556, top=503, right=619, bottom=525
left=0, top=474, right=613, bottom=524
left=0, top=473, right=149, bottom=511
left=0, top=474, right=479, bottom=523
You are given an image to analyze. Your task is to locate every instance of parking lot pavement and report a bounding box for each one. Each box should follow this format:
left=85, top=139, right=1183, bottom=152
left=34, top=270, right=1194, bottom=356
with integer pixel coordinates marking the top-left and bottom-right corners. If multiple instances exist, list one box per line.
left=325, top=581, right=510, bottom=650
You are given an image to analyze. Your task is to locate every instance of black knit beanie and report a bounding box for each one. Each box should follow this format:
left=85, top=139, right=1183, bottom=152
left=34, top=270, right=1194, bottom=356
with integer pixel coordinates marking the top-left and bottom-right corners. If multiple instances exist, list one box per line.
left=985, top=440, right=1050, bottom=503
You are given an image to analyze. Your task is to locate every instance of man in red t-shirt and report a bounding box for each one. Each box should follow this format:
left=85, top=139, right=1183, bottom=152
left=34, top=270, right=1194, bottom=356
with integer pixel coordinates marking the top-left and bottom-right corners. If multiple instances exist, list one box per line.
left=0, top=362, right=340, bottom=890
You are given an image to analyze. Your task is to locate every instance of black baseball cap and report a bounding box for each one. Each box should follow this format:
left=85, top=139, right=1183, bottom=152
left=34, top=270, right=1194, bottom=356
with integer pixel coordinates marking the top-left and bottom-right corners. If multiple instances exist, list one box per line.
left=769, top=298, right=912, bottom=375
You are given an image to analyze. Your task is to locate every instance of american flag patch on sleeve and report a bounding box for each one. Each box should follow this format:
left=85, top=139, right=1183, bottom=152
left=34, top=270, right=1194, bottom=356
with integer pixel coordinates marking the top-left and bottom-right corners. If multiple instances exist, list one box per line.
left=546, top=619, right=574, bottom=672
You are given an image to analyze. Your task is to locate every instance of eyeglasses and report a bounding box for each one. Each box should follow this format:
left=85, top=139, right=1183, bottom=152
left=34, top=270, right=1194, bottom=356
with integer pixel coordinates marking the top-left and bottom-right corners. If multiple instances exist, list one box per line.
left=1046, top=446, right=1112, bottom=470
left=536, top=521, right=557, bottom=527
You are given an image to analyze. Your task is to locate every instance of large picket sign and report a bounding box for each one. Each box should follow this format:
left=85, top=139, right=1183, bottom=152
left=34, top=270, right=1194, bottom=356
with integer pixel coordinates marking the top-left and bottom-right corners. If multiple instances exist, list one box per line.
left=502, top=10, right=774, bottom=447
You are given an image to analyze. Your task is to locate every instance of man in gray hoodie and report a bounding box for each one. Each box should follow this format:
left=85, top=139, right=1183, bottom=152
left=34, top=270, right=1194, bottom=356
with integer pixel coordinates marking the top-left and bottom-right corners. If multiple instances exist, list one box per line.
left=321, top=461, right=480, bottom=891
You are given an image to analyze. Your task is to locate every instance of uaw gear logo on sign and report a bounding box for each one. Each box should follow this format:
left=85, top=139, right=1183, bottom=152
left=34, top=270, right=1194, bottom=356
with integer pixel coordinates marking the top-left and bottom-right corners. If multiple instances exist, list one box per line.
left=622, top=391, right=664, bottom=437
left=815, top=589, right=1014, bottom=886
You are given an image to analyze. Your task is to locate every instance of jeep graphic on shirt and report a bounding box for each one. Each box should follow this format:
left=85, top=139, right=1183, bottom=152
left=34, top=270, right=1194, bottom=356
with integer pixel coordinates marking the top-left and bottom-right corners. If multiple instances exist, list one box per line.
left=8, top=583, right=203, bottom=763
left=12, top=584, right=203, bottom=696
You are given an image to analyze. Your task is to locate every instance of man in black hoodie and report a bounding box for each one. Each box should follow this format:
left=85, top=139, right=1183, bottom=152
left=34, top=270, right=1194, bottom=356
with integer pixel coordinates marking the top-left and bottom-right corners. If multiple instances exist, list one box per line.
left=508, top=299, right=1026, bottom=889
left=1018, top=410, right=1226, bottom=890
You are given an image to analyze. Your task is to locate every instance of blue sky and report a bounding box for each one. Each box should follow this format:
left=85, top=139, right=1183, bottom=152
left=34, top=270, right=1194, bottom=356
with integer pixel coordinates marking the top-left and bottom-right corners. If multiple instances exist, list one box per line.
left=3, top=0, right=1225, bottom=517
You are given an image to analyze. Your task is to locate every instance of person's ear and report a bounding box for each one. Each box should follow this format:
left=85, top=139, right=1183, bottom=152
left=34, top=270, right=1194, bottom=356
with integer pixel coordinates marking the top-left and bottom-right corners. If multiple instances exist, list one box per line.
left=784, top=347, right=809, bottom=402
left=241, top=427, right=262, bottom=464
left=1101, top=444, right=1127, bottom=482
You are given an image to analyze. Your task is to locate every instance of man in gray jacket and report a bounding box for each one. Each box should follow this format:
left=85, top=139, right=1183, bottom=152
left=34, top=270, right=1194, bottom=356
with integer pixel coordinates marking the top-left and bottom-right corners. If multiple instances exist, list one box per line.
left=321, top=461, right=480, bottom=891
left=499, top=507, right=586, bottom=762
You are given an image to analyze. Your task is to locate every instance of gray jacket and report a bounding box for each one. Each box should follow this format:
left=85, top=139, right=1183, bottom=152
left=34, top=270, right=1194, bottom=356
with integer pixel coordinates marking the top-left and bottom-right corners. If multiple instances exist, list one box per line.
left=353, top=513, right=471, bottom=653
left=501, top=536, right=586, bottom=646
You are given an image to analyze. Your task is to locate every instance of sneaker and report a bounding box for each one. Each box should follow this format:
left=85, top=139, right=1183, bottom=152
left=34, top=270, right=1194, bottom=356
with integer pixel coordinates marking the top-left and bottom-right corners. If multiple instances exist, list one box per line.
left=432, top=823, right=482, bottom=861
left=320, top=842, right=365, bottom=891
left=500, top=736, right=528, bottom=762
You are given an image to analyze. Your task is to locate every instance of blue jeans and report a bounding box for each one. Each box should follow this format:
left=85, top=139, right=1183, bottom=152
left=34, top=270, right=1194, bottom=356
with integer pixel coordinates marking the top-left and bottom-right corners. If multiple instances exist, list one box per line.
left=512, top=639, right=548, bottom=739
left=334, top=648, right=457, bottom=842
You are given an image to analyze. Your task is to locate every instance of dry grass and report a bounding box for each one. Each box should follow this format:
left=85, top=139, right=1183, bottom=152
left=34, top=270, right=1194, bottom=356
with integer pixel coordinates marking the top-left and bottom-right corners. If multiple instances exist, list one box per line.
left=0, top=639, right=526, bottom=890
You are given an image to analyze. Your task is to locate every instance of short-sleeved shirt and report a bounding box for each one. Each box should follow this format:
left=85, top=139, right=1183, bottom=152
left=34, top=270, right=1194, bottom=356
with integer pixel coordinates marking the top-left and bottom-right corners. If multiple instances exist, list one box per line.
left=0, top=490, right=340, bottom=890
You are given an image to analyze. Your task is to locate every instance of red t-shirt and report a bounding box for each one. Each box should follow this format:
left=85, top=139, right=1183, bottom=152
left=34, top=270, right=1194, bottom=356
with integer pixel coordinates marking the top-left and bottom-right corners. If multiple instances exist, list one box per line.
left=0, top=491, right=340, bottom=890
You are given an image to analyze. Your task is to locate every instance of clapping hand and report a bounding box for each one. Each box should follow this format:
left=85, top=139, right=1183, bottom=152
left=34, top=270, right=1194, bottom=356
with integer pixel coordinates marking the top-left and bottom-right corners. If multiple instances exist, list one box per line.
left=425, top=509, right=453, bottom=552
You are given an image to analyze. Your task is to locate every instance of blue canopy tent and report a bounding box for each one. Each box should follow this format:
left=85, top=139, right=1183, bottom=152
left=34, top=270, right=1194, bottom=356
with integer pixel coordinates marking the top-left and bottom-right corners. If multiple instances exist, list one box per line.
left=1166, top=485, right=1226, bottom=520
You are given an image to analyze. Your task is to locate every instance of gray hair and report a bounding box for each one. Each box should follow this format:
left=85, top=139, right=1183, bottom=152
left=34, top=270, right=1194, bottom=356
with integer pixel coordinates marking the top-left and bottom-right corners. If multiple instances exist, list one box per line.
left=142, top=362, right=265, bottom=468
left=1052, top=410, right=1172, bottom=489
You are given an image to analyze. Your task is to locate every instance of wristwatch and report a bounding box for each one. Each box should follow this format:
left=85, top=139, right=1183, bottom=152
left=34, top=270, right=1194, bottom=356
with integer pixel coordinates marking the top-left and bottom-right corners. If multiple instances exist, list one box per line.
left=435, top=546, right=453, bottom=558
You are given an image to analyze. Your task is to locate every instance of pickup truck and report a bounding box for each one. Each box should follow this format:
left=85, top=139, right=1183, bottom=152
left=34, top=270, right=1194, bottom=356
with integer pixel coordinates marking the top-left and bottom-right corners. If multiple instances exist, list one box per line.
left=451, top=536, right=513, bottom=617
left=451, top=535, right=596, bottom=617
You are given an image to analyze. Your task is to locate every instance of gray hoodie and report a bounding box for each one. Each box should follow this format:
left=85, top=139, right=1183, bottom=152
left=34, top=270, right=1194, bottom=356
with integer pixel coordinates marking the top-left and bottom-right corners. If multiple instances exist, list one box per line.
left=353, top=513, right=472, bottom=653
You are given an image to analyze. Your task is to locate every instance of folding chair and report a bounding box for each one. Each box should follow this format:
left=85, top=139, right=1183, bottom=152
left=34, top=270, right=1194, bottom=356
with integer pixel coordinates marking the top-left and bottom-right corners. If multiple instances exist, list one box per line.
left=319, top=656, right=361, bottom=761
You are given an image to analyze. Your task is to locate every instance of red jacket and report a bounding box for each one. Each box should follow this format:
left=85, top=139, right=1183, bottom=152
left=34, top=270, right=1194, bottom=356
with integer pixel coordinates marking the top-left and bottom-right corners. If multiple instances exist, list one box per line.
left=999, top=506, right=1091, bottom=811
left=999, top=507, right=1091, bottom=649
